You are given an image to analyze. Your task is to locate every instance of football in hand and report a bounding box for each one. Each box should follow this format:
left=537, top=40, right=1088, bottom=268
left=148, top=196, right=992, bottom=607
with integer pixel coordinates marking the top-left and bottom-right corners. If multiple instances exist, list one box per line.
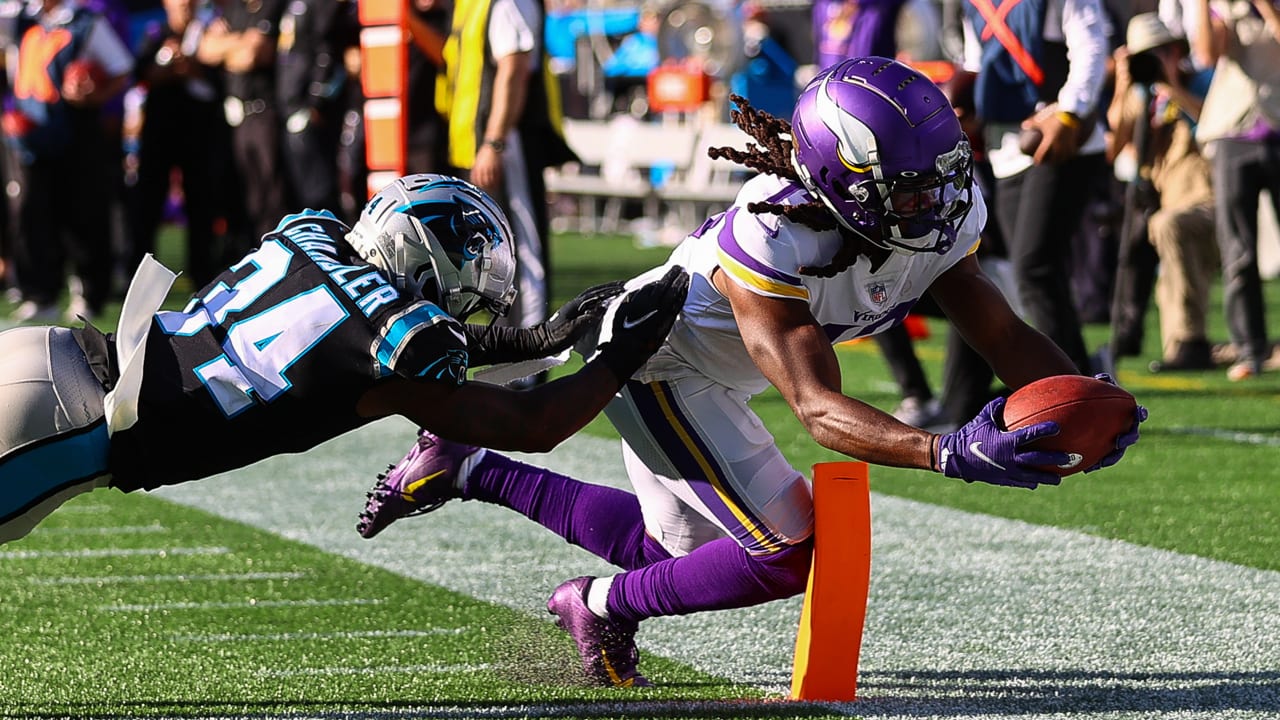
left=1000, top=375, right=1137, bottom=476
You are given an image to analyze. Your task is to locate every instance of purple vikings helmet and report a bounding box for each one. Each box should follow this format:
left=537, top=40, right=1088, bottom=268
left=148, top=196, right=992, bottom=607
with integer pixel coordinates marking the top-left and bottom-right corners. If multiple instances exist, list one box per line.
left=790, top=57, right=974, bottom=254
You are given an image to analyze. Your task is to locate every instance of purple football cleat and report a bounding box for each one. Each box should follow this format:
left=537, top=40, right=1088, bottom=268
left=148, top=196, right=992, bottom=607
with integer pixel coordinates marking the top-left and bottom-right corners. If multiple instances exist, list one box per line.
left=356, top=430, right=480, bottom=539
left=547, top=576, right=651, bottom=688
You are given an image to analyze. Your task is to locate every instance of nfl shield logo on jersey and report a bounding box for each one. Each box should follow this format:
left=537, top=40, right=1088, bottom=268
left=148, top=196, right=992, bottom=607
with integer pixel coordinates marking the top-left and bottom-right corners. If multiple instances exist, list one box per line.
left=866, top=281, right=888, bottom=306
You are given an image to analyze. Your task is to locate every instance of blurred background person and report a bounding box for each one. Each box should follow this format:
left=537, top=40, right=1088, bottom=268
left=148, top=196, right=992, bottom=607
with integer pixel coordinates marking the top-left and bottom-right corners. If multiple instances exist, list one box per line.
left=2, top=0, right=133, bottom=323
left=275, top=0, right=358, bottom=213
left=128, top=0, right=231, bottom=292
left=404, top=0, right=450, bottom=175
left=813, top=0, right=909, bottom=67
left=1193, top=0, right=1280, bottom=380
left=960, top=0, right=1113, bottom=376
left=1108, top=12, right=1219, bottom=373
left=197, top=0, right=285, bottom=250
left=412, top=0, right=577, bottom=386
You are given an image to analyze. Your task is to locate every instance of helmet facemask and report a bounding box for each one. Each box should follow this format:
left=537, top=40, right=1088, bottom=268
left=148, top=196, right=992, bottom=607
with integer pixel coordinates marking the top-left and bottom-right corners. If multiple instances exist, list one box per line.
left=790, top=57, right=976, bottom=256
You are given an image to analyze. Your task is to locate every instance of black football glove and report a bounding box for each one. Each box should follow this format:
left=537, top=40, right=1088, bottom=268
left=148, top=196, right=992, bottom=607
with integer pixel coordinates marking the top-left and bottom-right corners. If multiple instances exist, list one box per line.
left=598, top=266, right=690, bottom=380
left=464, top=281, right=625, bottom=366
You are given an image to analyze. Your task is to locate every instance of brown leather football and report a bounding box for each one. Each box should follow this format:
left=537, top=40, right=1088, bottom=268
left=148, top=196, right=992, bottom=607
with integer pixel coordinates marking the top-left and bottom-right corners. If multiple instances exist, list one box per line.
left=1001, top=375, right=1137, bottom=476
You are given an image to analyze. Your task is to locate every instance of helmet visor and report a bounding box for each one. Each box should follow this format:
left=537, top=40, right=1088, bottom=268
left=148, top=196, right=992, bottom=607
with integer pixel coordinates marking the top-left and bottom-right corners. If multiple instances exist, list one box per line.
left=861, top=141, right=974, bottom=253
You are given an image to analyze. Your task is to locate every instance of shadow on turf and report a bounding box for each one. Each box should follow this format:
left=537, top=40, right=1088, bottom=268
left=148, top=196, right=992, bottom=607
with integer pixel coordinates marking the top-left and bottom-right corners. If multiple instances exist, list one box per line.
left=852, top=668, right=1280, bottom=716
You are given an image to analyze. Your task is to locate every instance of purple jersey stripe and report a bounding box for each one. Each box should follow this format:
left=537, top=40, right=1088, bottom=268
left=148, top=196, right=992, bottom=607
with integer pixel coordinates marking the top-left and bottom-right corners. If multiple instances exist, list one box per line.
left=625, top=380, right=787, bottom=554
left=715, top=210, right=804, bottom=287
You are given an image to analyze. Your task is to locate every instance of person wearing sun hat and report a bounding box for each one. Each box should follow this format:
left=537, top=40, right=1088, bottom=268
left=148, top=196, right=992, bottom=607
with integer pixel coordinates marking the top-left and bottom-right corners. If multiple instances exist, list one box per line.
left=1107, top=11, right=1219, bottom=373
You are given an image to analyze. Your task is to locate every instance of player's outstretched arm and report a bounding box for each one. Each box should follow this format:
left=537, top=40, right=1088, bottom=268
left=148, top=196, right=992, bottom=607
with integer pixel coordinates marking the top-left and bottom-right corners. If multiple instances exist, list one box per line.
left=715, top=267, right=940, bottom=470
left=463, top=281, right=625, bottom=366
left=361, top=267, right=690, bottom=453
left=930, top=255, right=1079, bottom=388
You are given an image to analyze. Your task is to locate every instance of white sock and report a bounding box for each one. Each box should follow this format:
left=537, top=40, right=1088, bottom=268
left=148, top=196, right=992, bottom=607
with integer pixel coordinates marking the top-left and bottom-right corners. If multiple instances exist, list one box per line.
left=585, top=575, right=614, bottom=619
left=455, top=449, right=486, bottom=492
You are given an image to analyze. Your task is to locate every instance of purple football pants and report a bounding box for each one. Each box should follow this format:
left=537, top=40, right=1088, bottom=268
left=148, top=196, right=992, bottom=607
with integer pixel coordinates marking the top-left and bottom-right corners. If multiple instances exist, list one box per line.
left=463, top=452, right=813, bottom=624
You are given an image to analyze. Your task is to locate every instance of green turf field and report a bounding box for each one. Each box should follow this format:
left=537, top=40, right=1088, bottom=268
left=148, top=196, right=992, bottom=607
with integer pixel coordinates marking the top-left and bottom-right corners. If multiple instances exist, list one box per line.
left=0, top=228, right=1277, bottom=719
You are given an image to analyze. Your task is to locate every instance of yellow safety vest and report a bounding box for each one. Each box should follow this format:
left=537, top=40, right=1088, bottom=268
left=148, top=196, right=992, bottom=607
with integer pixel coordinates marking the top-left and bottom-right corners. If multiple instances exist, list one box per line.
left=436, top=0, right=567, bottom=170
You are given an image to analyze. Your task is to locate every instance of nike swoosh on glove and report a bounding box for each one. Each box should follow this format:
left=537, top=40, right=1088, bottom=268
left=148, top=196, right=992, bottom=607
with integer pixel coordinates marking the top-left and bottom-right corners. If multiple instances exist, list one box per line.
left=1083, top=373, right=1149, bottom=473
left=934, top=396, right=1070, bottom=489
left=598, top=266, right=690, bottom=381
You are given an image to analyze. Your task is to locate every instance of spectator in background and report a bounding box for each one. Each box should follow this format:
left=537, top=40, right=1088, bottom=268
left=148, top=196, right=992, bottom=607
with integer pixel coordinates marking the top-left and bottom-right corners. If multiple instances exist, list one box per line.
left=1193, top=0, right=1280, bottom=380
left=602, top=2, right=659, bottom=80
left=335, top=37, right=367, bottom=223
left=813, top=0, right=908, bottom=68
left=960, top=0, right=1113, bottom=376
left=405, top=0, right=450, bottom=175
left=1, top=0, right=133, bottom=323
left=814, top=0, right=949, bottom=429
left=275, top=0, right=357, bottom=214
left=197, top=0, right=286, bottom=248
left=410, top=0, right=577, bottom=386
left=1108, top=13, right=1219, bottom=372
left=128, top=0, right=231, bottom=291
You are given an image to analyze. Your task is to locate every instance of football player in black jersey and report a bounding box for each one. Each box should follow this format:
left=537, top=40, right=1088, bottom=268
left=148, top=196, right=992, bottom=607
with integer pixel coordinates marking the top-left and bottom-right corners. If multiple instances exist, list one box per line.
left=0, top=174, right=689, bottom=543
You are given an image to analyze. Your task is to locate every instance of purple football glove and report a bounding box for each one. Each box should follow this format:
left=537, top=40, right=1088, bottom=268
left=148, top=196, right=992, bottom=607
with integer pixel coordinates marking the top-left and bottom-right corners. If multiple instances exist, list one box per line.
left=934, top=397, right=1071, bottom=489
left=1083, top=373, right=1149, bottom=473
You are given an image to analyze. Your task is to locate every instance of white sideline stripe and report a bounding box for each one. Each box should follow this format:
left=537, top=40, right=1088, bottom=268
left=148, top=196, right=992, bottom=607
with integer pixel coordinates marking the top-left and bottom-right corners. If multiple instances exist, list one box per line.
left=103, top=598, right=385, bottom=612
left=155, top=417, right=1280, bottom=720
left=30, top=571, right=305, bottom=586
left=260, top=663, right=492, bottom=678
left=32, top=524, right=168, bottom=536
left=52, top=503, right=111, bottom=513
left=173, top=628, right=464, bottom=642
left=0, top=546, right=228, bottom=560
left=1168, top=425, right=1280, bottom=447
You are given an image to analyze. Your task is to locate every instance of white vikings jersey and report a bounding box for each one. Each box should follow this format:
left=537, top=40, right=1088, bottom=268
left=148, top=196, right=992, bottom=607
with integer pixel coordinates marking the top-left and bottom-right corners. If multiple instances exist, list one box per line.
left=634, top=173, right=986, bottom=394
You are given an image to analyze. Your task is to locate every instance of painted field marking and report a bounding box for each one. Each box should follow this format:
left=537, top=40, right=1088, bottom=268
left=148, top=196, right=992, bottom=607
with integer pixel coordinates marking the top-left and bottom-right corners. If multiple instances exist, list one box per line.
left=51, top=504, right=113, bottom=514
left=102, top=597, right=386, bottom=612
left=30, top=571, right=306, bottom=586
left=154, top=420, right=1280, bottom=719
left=32, top=524, right=168, bottom=536
left=0, top=546, right=229, bottom=560
left=260, top=663, right=493, bottom=678
left=173, top=628, right=466, bottom=642
left=1167, top=426, right=1280, bottom=447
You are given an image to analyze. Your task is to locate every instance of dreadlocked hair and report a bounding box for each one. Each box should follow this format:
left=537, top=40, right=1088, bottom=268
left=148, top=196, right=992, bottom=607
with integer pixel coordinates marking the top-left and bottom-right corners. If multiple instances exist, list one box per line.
left=709, top=94, right=890, bottom=276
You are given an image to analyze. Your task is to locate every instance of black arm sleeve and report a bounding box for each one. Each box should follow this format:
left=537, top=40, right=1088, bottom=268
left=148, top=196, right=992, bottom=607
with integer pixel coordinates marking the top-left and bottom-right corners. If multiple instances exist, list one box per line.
left=463, top=324, right=556, bottom=366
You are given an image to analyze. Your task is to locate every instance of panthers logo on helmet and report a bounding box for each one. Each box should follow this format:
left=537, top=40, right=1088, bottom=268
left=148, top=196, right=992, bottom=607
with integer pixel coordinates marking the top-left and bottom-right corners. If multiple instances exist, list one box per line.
left=406, top=201, right=502, bottom=268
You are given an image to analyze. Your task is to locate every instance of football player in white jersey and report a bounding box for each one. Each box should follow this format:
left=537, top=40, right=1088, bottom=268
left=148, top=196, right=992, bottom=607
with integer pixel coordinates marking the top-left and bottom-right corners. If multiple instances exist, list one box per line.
left=358, top=58, right=1147, bottom=687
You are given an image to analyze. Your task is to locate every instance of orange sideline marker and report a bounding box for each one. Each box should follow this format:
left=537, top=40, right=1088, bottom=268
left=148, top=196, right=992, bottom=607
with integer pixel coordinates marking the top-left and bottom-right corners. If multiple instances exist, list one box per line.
left=360, top=2, right=407, bottom=191
left=789, top=461, right=872, bottom=702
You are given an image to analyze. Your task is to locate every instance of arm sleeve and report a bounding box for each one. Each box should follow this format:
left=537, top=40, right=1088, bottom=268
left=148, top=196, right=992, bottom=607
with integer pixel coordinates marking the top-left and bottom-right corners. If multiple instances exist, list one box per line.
left=462, top=323, right=555, bottom=366
left=1056, top=0, right=1112, bottom=116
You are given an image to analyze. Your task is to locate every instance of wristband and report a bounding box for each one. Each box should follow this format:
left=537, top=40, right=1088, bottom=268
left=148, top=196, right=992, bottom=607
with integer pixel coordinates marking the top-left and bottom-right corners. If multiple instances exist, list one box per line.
left=1056, top=111, right=1081, bottom=128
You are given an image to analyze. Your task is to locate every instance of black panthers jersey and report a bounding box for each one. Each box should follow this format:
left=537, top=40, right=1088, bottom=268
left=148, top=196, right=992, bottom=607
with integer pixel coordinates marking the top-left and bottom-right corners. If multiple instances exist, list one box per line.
left=109, top=211, right=469, bottom=491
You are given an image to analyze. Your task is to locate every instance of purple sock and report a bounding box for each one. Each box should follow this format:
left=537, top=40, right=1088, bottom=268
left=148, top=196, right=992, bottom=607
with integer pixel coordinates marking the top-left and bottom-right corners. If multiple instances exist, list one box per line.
left=465, top=452, right=660, bottom=570
left=607, top=536, right=813, bottom=623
